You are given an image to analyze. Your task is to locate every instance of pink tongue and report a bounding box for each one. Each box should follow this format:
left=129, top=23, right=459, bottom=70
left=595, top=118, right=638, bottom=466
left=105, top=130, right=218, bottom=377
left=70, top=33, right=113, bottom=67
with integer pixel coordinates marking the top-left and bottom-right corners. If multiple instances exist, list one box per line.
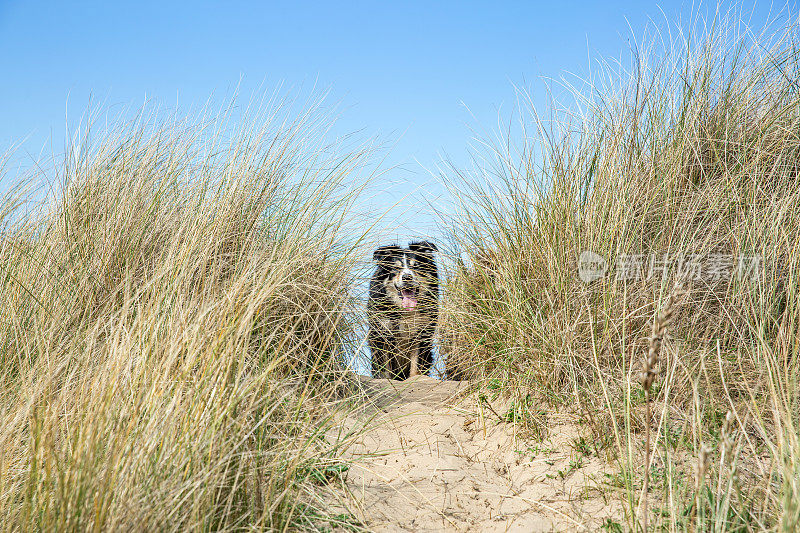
left=400, top=289, right=417, bottom=309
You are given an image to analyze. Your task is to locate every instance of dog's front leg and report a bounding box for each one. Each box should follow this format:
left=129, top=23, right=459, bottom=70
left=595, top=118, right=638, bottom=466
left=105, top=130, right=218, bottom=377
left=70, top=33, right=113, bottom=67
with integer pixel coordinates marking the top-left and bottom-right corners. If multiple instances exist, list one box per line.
left=408, top=346, right=419, bottom=378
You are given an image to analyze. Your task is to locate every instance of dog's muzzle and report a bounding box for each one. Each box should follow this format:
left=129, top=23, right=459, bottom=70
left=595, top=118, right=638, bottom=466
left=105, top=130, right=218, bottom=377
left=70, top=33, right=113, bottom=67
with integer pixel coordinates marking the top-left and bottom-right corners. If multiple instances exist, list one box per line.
left=396, top=282, right=419, bottom=310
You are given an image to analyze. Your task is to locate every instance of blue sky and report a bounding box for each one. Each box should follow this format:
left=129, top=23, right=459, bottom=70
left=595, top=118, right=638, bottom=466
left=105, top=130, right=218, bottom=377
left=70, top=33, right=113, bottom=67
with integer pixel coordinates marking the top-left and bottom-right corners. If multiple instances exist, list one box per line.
left=0, top=1, right=789, bottom=239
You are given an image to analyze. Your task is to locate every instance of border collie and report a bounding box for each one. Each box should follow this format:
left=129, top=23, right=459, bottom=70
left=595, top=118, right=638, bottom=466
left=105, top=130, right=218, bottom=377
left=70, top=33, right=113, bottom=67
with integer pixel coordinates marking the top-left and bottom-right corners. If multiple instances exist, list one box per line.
left=368, top=241, right=438, bottom=380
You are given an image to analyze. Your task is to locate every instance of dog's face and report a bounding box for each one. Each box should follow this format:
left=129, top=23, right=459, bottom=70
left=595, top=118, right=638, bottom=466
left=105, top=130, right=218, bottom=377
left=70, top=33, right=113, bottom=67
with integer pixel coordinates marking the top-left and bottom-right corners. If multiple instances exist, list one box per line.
left=372, top=241, right=438, bottom=311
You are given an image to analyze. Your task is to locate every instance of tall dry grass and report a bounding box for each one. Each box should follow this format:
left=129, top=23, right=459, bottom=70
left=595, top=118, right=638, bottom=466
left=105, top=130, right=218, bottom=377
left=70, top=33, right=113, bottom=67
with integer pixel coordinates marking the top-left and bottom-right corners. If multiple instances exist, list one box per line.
left=441, top=8, right=800, bottom=531
left=0, top=99, right=370, bottom=531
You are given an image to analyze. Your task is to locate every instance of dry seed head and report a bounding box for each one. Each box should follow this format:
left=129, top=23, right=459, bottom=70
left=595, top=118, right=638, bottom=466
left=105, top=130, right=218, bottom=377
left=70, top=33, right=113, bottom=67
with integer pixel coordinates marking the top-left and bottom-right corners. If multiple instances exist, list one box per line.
left=695, top=443, right=712, bottom=489
left=642, top=285, right=684, bottom=391
left=722, top=410, right=734, bottom=435
left=721, top=410, right=735, bottom=464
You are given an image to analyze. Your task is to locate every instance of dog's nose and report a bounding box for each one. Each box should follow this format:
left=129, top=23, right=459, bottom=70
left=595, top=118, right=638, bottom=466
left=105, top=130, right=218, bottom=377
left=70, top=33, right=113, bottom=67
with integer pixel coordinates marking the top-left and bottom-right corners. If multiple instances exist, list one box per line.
left=401, top=272, right=414, bottom=283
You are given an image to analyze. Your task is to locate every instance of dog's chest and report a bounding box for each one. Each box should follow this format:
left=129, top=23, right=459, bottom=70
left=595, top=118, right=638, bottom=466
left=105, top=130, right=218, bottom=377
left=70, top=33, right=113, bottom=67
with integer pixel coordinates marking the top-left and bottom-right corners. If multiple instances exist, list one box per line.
left=375, top=310, right=428, bottom=334
left=397, top=311, right=422, bottom=335
left=396, top=311, right=430, bottom=348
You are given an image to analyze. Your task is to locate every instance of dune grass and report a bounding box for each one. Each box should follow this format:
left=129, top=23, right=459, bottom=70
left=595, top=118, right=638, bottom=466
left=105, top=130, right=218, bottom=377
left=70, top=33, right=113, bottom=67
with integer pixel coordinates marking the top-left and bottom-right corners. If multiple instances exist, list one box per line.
left=0, top=100, right=372, bottom=531
left=440, top=8, right=800, bottom=531
left=5, top=6, right=800, bottom=532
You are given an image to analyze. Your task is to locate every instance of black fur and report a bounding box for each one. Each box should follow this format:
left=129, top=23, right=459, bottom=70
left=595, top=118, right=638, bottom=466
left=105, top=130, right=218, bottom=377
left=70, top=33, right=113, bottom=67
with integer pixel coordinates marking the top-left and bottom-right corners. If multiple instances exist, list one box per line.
left=368, top=241, right=438, bottom=380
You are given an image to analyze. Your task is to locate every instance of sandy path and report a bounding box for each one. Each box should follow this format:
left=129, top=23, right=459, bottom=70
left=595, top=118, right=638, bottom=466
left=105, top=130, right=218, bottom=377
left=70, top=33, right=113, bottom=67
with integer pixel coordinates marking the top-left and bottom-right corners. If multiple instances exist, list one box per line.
left=330, top=375, right=624, bottom=532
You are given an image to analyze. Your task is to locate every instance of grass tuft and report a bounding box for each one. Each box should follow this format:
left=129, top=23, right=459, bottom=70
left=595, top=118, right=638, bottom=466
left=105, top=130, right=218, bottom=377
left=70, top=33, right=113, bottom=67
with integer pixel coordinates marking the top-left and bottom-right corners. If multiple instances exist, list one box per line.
left=441, top=6, right=800, bottom=529
left=0, top=98, right=371, bottom=531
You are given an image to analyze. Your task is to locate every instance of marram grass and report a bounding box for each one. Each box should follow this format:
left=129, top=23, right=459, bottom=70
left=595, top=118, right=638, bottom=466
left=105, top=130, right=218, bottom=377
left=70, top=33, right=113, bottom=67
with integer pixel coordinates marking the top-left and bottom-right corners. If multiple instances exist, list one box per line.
left=0, top=102, right=370, bottom=531
left=441, top=9, right=800, bottom=531
left=4, top=6, right=800, bottom=532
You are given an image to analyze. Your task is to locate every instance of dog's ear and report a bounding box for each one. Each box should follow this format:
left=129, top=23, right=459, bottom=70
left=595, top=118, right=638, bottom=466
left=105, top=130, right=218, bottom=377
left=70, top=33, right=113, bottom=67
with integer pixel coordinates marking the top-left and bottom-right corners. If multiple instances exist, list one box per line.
left=409, top=241, right=437, bottom=255
left=373, top=244, right=402, bottom=264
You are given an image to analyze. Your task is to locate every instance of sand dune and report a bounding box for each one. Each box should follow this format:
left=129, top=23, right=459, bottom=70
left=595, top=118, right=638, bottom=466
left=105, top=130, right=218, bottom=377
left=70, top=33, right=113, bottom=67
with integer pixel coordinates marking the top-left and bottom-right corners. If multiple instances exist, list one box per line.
left=329, top=376, right=624, bottom=532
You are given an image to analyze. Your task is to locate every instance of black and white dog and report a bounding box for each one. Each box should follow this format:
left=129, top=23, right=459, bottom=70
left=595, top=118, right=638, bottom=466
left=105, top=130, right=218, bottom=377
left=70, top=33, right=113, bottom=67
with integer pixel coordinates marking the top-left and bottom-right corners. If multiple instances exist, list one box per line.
left=368, top=241, right=438, bottom=380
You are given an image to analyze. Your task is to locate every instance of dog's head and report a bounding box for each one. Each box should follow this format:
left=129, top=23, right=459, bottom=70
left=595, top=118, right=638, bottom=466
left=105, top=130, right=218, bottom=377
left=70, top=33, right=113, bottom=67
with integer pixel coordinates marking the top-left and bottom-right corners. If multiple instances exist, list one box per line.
left=372, top=241, right=438, bottom=311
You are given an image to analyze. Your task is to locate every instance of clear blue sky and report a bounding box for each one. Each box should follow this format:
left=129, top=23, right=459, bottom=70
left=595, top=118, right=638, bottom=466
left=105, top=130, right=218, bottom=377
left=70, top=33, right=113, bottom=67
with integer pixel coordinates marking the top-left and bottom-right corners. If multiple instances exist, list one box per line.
left=0, top=0, right=789, bottom=239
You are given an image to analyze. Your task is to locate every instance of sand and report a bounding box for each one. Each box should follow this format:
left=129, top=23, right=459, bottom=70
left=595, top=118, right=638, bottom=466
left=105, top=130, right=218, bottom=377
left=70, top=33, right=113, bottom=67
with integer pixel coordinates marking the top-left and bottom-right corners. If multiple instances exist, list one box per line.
left=327, top=375, right=625, bottom=532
